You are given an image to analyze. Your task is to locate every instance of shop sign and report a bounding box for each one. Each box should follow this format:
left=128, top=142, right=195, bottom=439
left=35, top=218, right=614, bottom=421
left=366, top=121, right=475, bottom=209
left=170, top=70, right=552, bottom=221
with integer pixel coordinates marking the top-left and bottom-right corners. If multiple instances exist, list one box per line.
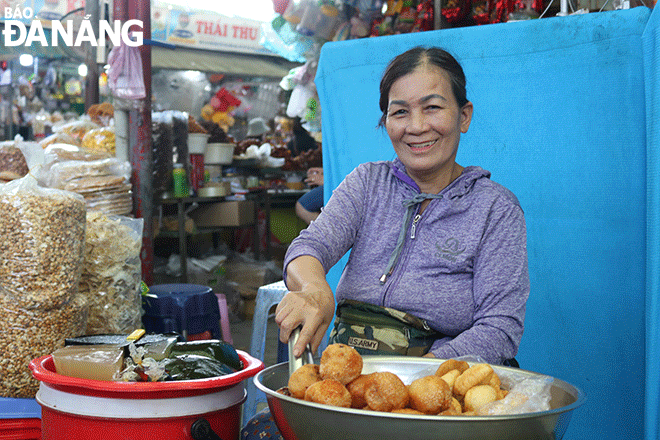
left=151, top=0, right=269, bottom=55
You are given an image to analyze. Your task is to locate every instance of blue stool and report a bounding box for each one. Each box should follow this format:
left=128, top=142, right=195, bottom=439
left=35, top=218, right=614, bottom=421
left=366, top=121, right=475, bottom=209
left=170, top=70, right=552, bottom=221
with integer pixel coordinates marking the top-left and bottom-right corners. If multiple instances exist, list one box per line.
left=142, top=284, right=222, bottom=341
left=244, top=280, right=288, bottom=425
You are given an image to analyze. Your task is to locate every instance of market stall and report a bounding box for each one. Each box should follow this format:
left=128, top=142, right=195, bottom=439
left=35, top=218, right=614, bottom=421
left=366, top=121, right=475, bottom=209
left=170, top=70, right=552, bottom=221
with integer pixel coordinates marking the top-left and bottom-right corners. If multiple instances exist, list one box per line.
left=2, top=0, right=659, bottom=438
left=315, top=6, right=657, bottom=440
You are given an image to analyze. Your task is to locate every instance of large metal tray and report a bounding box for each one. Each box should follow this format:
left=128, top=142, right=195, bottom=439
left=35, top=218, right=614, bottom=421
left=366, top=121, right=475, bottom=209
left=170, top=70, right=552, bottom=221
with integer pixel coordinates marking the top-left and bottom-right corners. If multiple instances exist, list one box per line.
left=254, top=356, right=585, bottom=440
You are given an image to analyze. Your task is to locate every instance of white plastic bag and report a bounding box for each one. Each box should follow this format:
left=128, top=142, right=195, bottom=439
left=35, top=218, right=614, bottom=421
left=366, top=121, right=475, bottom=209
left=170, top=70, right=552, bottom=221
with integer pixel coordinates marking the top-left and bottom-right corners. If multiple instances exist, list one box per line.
left=107, top=38, right=146, bottom=100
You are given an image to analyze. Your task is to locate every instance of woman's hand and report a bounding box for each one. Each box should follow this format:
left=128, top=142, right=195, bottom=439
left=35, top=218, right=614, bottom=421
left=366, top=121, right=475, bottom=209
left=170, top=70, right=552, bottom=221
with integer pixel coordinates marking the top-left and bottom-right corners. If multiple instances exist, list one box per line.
left=304, top=167, right=324, bottom=186
left=275, top=283, right=335, bottom=357
left=276, top=255, right=334, bottom=357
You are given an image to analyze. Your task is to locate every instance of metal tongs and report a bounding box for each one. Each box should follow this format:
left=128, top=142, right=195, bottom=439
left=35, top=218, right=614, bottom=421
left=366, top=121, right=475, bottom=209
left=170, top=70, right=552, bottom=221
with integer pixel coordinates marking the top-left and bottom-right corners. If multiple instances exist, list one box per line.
left=288, top=326, right=315, bottom=377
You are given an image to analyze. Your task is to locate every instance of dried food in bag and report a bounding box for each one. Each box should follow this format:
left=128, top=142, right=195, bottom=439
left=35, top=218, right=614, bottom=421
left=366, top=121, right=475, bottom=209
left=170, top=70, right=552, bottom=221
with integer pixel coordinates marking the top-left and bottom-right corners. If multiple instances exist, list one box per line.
left=81, top=127, right=116, bottom=154
left=38, top=132, right=81, bottom=149
left=87, top=102, right=114, bottom=126
left=53, top=119, right=100, bottom=145
left=0, top=293, right=89, bottom=397
left=0, top=143, right=28, bottom=180
left=80, top=212, right=143, bottom=335
left=0, top=175, right=86, bottom=310
left=47, top=158, right=130, bottom=189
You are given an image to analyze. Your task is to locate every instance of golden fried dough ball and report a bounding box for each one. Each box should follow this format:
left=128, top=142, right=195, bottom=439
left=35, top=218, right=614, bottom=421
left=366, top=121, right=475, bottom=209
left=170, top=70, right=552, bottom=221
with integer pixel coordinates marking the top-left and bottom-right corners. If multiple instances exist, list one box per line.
left=453, top=363, right=494, bottom=396
left=488, top=371, right=502, bottom=389
left=276, top=387, right=291, bottom=396
left=435, top=359, right=469, bottom=377
left=464, top=385, right=499, bottom=412
left=288, top=364, right=322, bottom=399
left=304, top=379, right=352, bottom=408
left=408, top=375, right=452, bottom=414
left=439, top=397, right=463, bottom=416
left=439, top=369, right=461, bottom=392
left=364, top=372, right=409, bottom=412
left=392, top=408, right=424, bottom=415
left=346, top=373, right=375, bottom=409
left=319, top=343, right=363, bottom=385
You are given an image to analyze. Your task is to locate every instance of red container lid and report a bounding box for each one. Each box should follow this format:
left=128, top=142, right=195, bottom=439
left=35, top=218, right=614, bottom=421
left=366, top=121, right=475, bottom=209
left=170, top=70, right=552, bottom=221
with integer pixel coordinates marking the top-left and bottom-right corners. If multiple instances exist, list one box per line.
left=29, top=350, right=264, bottom=400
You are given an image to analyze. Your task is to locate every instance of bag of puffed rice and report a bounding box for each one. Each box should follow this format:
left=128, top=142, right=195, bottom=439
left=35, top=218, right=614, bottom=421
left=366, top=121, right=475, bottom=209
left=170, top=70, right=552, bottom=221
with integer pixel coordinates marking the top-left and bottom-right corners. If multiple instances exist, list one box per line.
left=0, top=174, right=89, bottom=398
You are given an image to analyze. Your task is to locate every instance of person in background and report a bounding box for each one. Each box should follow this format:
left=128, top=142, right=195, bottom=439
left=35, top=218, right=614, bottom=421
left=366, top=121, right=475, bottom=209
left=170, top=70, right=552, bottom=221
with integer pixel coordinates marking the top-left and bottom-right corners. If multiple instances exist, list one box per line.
left=295, top=167, right=324, bottom=224
left=287, top=117, right=317, bottom=155
left=245, top=117, right=270, bottom=142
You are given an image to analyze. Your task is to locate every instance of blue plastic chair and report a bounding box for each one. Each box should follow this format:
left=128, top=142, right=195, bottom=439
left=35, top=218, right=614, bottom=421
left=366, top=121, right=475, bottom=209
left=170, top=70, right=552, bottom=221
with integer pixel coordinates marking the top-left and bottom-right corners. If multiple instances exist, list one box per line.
left=243, top=280, right=331, bottom=425
left=244, top=280, right=288, bottom=424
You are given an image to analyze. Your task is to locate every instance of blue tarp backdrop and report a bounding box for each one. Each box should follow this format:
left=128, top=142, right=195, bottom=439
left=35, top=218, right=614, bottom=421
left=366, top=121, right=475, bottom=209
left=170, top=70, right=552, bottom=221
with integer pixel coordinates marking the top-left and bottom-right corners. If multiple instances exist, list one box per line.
left=315, top=6, right=658, bottom=440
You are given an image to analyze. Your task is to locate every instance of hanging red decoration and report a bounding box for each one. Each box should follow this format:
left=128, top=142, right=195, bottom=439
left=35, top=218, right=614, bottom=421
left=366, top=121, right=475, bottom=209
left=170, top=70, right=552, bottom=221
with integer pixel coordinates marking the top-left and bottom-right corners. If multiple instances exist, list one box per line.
left=442, top=0, right=470, bottom=23
left=412, top=0, right=434, bottom=32
left=272, top=0, right=290, bottom=15
left=471, top=0, right=490, bottom=24
left=213, top=88, right=242, bottom=113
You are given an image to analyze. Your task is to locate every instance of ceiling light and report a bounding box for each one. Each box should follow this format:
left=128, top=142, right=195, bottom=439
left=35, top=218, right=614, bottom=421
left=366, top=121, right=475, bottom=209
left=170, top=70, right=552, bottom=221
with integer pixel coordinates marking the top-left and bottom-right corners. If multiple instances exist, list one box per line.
left=19, top=54, right=33, bottom=66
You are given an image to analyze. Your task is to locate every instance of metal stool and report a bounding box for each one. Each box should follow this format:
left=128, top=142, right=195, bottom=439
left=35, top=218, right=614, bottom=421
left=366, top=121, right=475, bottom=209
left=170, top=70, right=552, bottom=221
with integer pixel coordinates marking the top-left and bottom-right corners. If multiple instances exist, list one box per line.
left=244, top=280, right=288, bottom=425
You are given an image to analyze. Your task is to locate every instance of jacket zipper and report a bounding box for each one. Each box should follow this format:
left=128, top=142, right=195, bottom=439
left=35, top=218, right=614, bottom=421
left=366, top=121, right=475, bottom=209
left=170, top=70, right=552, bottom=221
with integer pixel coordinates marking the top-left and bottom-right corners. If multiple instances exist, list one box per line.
left=381, top=212, right=422, bottom=303
left=410, top=214, right=421, bottom=239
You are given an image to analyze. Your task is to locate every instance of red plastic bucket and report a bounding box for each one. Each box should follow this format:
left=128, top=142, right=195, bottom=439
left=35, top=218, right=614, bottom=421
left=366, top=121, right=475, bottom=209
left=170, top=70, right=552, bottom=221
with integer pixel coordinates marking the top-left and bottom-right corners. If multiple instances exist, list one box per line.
left=0, top=418, right=41, bottom=440
left=29, top=350, right=263, bottom=440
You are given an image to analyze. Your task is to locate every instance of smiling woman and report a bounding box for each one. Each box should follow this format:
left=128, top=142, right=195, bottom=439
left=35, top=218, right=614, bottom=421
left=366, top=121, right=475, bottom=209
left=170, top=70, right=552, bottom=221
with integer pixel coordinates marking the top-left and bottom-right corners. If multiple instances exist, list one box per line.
left=243, top=47, right=531, bottom=440
left=279, top=46, right=529, bottom=365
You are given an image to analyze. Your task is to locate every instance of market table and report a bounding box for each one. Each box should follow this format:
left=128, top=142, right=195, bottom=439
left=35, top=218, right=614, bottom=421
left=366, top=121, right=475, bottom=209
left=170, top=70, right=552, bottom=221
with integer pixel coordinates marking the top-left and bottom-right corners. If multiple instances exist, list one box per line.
left=156, top=188, right=310, bottom=283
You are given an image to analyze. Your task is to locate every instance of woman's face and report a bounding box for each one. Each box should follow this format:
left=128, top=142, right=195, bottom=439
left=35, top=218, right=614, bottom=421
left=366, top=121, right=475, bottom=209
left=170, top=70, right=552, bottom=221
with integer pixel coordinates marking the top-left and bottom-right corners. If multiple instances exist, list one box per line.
left=385, top=65, right=473, bottom=183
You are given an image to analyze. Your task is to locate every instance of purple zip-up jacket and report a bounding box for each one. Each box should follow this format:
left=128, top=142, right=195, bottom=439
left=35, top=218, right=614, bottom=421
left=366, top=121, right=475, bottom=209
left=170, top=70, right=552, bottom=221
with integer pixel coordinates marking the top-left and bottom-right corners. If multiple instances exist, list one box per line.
left=283, top=159, right=529, bottom=364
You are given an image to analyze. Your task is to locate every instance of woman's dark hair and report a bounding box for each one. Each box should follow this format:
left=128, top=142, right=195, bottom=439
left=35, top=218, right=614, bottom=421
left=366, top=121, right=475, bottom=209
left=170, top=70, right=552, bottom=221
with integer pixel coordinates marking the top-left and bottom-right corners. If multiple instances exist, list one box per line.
left=378, top=47, right=468, bottom=127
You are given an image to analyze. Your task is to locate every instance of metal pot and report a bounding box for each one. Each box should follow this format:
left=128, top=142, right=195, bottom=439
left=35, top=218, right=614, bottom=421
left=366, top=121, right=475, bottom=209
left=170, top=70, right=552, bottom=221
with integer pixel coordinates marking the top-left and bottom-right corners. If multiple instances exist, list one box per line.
left=254, top=357, right=585, bottom=440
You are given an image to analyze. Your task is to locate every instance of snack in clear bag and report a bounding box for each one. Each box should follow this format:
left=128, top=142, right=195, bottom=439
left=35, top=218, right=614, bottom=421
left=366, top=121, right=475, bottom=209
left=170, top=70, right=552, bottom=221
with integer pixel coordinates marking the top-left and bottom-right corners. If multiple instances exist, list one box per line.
left=87, top=102, right=114, bottom=126
left=477, top=374, right=553, bottom=415
left=0, top=174, right=88, bottom=398
left=0, top=293, right=88, bottom=398
left=0, top=174, right=86, bottom=310
left=80, top=212, right=143, bottom=335
left=43, top=144, right=112, bottom=162
left=81, top=127, right=116, bottom=154
left=84, top=191, right=133, bottom=216
left=46, top=158, right=131, bottom=189
left=39, top=132, right=81, bottom=149
left=0, top=143, right=29, bottom=180
left=53, top=119, right=100, bottom=145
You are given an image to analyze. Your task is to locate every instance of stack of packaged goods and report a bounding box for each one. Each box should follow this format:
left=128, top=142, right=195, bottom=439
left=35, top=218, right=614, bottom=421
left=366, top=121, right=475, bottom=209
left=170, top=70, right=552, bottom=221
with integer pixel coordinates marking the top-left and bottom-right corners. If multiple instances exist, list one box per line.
left=42, top=148, right=133, bottom=216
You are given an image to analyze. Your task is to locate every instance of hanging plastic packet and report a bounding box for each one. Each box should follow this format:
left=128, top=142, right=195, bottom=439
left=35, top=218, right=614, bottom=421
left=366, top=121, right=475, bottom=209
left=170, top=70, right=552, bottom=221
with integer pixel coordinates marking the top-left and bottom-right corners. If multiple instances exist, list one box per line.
left=107, top=33, right=146, bottom=101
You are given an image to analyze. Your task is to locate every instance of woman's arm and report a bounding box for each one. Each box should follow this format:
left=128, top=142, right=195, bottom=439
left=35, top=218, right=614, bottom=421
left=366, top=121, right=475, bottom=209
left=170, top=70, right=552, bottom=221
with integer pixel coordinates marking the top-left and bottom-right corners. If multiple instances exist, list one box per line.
left=278, top=165, right=373, bottom=356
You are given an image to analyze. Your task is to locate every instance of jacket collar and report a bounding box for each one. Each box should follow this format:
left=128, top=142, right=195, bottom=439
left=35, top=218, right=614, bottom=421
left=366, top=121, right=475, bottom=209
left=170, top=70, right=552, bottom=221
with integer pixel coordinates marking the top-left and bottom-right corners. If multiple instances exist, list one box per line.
left=389, top=158, right=490, bottom=199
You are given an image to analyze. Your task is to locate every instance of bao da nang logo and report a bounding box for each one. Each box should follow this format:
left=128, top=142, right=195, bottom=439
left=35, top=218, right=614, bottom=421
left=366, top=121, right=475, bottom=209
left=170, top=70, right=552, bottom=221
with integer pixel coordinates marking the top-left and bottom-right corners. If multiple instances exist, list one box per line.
left=2, top=6, right=143, bottom=47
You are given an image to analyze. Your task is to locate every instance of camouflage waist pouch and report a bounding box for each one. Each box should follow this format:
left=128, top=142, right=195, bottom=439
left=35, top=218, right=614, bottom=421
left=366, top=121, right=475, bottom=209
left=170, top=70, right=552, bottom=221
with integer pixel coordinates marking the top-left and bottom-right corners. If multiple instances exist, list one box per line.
left=328, top=299, right=443, bottom=356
